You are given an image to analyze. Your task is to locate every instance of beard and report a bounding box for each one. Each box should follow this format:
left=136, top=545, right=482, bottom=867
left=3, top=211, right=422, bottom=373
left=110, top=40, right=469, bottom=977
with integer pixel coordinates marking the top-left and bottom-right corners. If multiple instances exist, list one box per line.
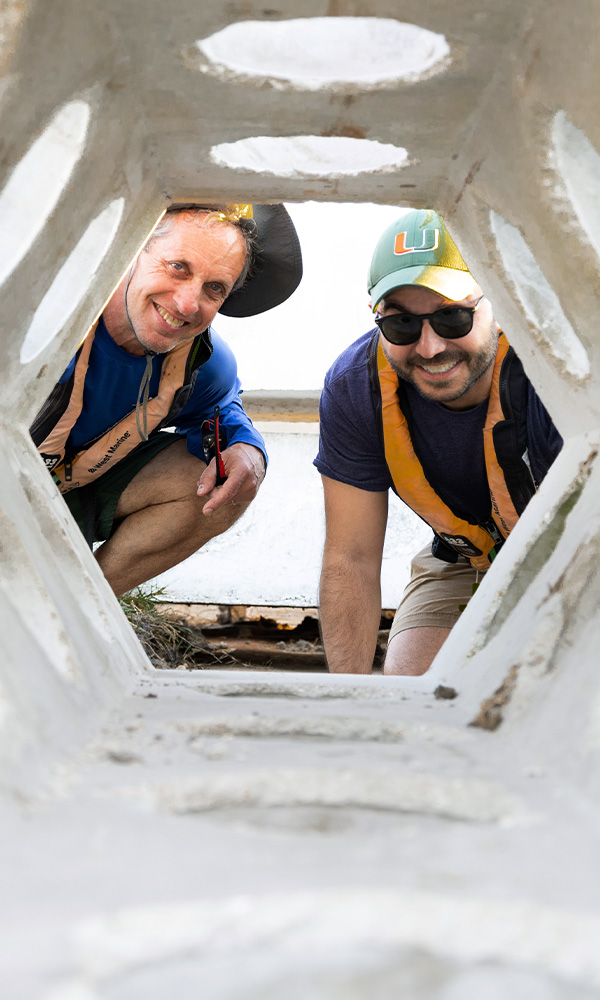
left=384, top=323, right=499, bottom=406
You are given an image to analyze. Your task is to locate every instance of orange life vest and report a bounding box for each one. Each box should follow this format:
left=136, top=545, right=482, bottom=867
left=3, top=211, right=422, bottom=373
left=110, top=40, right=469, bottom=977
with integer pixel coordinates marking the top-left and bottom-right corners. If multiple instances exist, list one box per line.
left=374, top=332, right=535, bottom=571
left=33, top=321, right=207, bottom=494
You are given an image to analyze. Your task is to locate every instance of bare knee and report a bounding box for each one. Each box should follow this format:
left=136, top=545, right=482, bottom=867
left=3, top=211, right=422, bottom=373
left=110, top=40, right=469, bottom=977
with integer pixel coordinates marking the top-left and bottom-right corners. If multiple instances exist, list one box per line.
left=383, top=626, right=451, bottom=676
left=143, top=488, right=249, bottom=552
left=195, top=495, right=250, bottom=538
left=114, top=439, right=206, bottom=519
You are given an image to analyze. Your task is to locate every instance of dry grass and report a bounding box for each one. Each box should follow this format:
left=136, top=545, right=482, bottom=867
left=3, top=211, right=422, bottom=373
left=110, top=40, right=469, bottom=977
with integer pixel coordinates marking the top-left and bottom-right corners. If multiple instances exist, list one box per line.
left=119, top=585, right=237, bottom=669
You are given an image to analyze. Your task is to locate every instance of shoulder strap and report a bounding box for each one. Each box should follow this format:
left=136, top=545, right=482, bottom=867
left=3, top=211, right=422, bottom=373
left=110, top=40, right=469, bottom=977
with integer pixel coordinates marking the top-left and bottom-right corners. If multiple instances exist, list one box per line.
left=376, top=337, right=499, bottom=570
left=36, top=323, right=98, bottom=464
left=53, top=336, right=195, bottom=492
left=490, top=344, right=537, bottom=514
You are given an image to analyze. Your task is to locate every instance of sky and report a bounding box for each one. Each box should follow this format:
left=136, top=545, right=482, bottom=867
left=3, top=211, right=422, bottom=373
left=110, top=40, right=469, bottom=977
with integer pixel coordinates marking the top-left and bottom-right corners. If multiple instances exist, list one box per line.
left=215, top=201, right=408, bottom=391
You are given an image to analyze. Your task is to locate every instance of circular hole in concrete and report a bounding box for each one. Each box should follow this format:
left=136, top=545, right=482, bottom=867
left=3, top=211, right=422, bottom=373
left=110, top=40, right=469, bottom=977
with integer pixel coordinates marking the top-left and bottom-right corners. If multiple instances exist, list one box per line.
left=192, top=17, right=449, bottom=90
left=210, top=136, right=411, bottom=178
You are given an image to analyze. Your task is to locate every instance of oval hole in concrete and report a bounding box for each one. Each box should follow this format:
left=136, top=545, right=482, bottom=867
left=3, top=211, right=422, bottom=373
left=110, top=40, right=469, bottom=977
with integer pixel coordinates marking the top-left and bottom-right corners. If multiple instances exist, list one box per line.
left=20, top=198, right=124, bottom=364
left=0, top=100, right=90, bottom=287
left=193, top=17, right=449, bottom=90
left=489, top=210, right=590, bottom=381
left=210, top=136, right=410, bottom=178
left=551, top=111, right=600, bottom=262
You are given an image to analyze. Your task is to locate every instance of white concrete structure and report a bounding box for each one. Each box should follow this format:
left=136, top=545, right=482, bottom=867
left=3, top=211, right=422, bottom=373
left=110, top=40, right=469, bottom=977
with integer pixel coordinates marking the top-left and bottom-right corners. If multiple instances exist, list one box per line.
left=2, top=2, right=600, bottom=996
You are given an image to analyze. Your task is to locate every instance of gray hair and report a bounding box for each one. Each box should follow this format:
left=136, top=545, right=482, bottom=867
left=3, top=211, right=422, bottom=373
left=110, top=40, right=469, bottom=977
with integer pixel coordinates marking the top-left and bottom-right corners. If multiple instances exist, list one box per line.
left=145, top=206, right=257, bottom=295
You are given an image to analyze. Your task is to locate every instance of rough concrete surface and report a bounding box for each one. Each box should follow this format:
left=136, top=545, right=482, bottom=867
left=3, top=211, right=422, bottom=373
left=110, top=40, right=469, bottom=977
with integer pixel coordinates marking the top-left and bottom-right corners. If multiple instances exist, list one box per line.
left=2, top=1, right=600, bottom=997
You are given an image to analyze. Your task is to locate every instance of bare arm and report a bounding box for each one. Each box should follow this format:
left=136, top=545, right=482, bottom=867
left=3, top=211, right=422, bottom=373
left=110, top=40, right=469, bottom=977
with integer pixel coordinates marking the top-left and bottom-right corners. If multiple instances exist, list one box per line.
left=319, top=476, right=388, bottom=674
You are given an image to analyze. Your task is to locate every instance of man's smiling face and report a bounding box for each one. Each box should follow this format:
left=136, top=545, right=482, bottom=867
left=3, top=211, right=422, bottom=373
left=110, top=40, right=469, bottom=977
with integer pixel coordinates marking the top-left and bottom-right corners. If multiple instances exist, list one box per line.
left=377, top=284, right=499, bottom=410
left=106, top=211, right=247, bottom=355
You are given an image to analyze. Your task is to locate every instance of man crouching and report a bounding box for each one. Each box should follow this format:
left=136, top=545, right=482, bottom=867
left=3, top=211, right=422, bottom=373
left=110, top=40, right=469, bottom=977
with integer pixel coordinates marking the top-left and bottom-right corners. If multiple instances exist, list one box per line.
left=31, top=203, right=302, bottom=595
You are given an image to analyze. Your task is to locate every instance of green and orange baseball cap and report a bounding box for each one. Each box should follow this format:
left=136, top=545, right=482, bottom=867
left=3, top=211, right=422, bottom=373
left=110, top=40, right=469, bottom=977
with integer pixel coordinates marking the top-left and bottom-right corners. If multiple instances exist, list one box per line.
left=368, top=208, right=478, bottom=311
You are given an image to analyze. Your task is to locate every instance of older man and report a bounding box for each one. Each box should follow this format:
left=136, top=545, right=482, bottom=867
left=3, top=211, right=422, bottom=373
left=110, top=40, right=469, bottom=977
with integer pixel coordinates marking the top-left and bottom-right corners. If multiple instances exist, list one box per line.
left=315, top=208, right=561, bottom=675
left=31, top=203, right=302, bottom=596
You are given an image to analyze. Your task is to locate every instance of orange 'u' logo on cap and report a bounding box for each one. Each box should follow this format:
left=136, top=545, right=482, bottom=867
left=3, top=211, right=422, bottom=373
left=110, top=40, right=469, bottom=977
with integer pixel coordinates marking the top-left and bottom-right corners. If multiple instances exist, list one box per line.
left=394, top=229, right=440, bottom=255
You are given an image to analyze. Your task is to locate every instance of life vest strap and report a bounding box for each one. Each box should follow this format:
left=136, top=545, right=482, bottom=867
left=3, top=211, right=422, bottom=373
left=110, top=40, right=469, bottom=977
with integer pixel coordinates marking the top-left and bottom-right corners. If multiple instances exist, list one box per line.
left=376, top=333, right=517, bottom=571
left=37, top=324, right=197, bottom=494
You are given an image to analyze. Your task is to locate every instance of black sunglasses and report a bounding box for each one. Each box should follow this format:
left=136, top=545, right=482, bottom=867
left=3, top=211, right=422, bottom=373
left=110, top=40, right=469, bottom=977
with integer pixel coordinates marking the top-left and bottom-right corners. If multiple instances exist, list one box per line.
left=375, top=295, right=485, bottom=346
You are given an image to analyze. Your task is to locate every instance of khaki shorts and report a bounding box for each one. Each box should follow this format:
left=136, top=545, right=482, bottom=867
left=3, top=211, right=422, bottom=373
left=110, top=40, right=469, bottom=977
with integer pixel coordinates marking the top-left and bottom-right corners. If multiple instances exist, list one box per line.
left=389, top=544, right=481, bottom=641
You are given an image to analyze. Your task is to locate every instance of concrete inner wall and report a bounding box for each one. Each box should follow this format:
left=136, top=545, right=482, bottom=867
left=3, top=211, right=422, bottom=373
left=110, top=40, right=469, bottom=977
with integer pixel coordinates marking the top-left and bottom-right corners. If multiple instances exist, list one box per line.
left=2, top=2, right=600, bottom=996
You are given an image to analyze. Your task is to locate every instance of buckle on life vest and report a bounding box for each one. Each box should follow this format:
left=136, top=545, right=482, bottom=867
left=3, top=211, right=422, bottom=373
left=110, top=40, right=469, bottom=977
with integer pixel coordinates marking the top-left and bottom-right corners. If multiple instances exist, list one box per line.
left=41, top=453, right=61, bottom=471
left=479, top=517, right=504, bottom=546
left=437, top=533, right=483, bottom=558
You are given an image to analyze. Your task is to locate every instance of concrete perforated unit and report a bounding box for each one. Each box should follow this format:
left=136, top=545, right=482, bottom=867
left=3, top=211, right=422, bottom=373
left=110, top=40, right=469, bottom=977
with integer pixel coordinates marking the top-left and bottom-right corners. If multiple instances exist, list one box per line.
left=2, top=2, right=600, bottom=996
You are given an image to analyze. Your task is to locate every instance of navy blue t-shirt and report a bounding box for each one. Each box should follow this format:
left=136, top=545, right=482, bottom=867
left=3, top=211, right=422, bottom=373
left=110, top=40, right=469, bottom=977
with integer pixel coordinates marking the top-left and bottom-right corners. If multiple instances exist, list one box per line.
left=314, top=330, right=562, bottom=526
left=405, top=385, right=490, bottom=522
left=59, top=318, right=266, bottom=462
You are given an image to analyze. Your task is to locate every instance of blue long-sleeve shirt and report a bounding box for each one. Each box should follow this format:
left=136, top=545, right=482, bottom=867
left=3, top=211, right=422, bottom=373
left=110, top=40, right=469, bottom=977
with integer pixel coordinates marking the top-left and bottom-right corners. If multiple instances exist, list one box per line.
left=59, top=317, right=266, bottom=462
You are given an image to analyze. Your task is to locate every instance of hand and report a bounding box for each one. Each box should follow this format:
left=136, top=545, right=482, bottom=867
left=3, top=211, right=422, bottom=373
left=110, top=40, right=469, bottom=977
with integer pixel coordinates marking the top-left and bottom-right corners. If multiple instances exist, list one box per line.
left=197, top=442, right=266, bottom=516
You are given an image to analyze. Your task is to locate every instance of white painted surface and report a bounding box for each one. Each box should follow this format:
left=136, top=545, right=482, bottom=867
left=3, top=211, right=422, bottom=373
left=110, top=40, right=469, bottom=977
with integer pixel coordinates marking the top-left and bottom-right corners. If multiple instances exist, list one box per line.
left=0, top=100, right=90, bottom=286
left=151, top=426, right=430, bottom=606
left=20, top=198, right=124, bottom=363
left=196, top=17, right=450, bottom=89
left=489, top=210, right=590, bottom=379
left=210, top=135, right=411, bottom=178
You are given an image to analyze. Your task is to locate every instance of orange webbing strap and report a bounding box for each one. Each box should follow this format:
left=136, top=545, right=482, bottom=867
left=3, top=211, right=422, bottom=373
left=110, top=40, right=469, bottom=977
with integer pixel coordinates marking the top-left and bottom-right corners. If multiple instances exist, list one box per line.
left=37, top=322, right=98, bottom=460
left=52, top=336, right=194, bottom=494
left=482, top=334, right=519, bottom=539
left=377, top=338, right=500, bottom=571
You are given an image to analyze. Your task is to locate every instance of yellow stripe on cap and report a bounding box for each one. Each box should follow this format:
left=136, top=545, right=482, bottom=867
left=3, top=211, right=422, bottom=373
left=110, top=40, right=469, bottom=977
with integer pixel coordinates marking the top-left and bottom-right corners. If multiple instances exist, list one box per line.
left=214, top=203, right=253, bottom=222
